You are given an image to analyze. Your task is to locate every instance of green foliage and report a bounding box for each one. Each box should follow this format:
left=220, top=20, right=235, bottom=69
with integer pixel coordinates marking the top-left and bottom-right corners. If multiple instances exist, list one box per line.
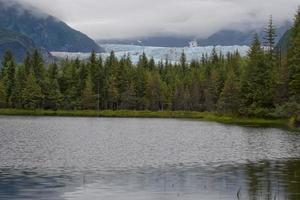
left=217, top=69, right=241, bottom=114
left=0, top=80, right=6, bottom=108
left=82, top=75, right=96, bottom=110
left=273, top=99, right=300, bottom=119
left=241, top=34, right=274, bottom=111
left=264, top=16, right=277, bottom=57
left=288, top=7, right=300, bottom=98
left=145, top=71, right=164, bottom=110
left=21, top=73, right=44, bottom=109
left=1, top=51, right=16, bottom=106
left=43, top=65, right=62, bottom=110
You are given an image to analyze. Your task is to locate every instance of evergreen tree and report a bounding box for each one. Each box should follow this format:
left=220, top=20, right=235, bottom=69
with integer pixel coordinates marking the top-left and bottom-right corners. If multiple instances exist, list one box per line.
left=121, top=81, right=136, bottom=109
left=204, top=69, right=220, bottom=111
left=77, top=60, right=88, bottom=96
left=14, top=65, right=27, bottom=108
left=211, top=47, right=219, bottom=65
left=117, top=56, right=132, bottom=109
left=21, top=73, right=44, bottom=109
left=44, top=64, right=62, bottom=109
left=264, top=16, right=278, bottom=103
left=24, top=52, right=32, bottom=75
left=60, top=60, right=80, bottom=109
left=145, top=71, right=164, bottom=110
left=82, top=75, right=96, bottom=110
left=264, top=16, right=277, bottom=57
left=217, top=69, right=241, bottom=114
left=43, top=78, right=61, bottom=109
left=134, top=64, right=147, bottom=110
left=288, top=7, right=300, bottom=99
left=31, top=50, right=45, bottom=87
left=191, top=70, right=205, bottom=111
left=107, top=75, right=118, bottom=110
left=1, top=51, right=16, bottom=106
left=180, top=51, right=187, bottom=72
left=138, top=52, right=148, bottom=69
left=241, top=34, right=273, bottom=111
left=0, top=80, right=6, bottom=108
left=89, top=51, right=103, bottom=96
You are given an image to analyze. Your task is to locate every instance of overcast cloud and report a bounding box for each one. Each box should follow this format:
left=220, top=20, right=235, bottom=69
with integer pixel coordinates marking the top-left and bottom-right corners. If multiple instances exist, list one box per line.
left=13, top=0, right=300, bottom=39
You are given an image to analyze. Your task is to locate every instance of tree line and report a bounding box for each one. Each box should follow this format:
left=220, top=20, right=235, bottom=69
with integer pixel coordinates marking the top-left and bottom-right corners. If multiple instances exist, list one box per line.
left=0, top=9, right=299, bottom=119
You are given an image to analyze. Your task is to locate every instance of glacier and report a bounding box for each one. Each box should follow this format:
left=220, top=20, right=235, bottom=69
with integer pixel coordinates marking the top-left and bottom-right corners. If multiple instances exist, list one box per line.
left=51, top=44, right=250, bottom=64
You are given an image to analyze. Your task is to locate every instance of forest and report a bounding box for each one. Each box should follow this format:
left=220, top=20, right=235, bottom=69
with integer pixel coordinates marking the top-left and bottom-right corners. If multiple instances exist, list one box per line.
left=0, top=9, right=299, bottom=121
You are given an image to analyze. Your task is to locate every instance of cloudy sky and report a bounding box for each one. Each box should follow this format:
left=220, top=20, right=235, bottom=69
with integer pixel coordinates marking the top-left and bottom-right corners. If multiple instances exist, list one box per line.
left=15, top=0, right=299, bottom=39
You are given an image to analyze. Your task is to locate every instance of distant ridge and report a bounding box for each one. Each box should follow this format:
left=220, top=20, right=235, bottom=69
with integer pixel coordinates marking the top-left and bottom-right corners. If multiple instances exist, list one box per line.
left=98, top=22, right=291, bottom=47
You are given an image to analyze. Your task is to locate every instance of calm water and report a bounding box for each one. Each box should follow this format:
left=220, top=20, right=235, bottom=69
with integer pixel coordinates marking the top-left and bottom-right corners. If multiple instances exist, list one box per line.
left=0, top=116, right=300, bottom=200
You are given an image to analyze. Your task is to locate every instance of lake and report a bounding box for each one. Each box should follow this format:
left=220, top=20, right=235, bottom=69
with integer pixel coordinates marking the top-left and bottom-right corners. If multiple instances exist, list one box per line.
left=0, top=116, right=299, bottom=200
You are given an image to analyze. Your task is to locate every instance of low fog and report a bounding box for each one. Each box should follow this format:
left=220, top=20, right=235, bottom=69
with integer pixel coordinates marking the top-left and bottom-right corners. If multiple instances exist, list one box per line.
left=3, top=0, right=300, bottom=39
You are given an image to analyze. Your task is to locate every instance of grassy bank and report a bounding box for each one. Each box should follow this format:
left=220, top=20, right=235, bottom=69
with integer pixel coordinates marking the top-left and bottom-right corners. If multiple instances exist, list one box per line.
left=0, top=109, right=298, bottom=131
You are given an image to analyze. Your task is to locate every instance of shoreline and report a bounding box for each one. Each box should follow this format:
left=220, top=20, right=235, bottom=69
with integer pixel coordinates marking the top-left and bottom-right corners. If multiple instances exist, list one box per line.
left=0, top=109, right=298, bottom=131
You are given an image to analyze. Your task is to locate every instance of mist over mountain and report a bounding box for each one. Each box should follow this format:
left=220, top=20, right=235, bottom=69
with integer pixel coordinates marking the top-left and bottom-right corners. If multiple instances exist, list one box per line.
left=98, top=22, right=291, bottom=47
left=0, top=0, right=104, bottom=53
left=199, top=22, right=291, bottom=46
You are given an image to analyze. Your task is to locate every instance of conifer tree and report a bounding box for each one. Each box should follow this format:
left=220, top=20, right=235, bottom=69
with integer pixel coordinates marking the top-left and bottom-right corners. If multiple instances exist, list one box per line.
left=180, top=51, right=187, bottom=72
left=44, top=64, right=62, bottom=109
left=241, top=34, right=273, bottom=111
left=44, top=78, right=61, bottom=109
left=288, top=7, right=300, bottom=99
left=0, top=80, right=6, bottom=108
left=82, top=75, right=96, bottom=110
left=211, top=47, right=219, bottom=65
left=107, top=75, right=118, bottom=110
left=14, top=65, right=27, bottom=108
left=264, top=16, right=277, bottom=57
left=138, top=52, right=148, bottom=69
left=1, top=51, right=16, bottom=105
left=31, top=50, right=45, bottom=87
left=217, top=69, right=241, bottom=114
left=263, top=16, right=277, bottom=97
left=145, top=71, right=163, bottom=110
left=21, top=73, right=44, bottom=109
left=24, top=52, right=32, bottom=75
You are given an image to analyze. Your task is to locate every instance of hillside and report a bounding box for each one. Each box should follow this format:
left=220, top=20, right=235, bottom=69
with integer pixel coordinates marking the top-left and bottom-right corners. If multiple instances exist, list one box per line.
left=0, top=1, right=104, bottom=53
left=0, top=28, right=53, bottom=63
left=276, top=29, right=292, bottom=54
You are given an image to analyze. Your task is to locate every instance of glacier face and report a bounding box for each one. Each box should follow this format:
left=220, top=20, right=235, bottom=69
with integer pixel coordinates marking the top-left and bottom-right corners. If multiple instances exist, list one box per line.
left=51, top=44, right=249, bottom=63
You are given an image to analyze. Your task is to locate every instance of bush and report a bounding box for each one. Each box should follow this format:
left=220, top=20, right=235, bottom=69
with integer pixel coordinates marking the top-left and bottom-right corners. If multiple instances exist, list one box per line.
left=272, top=100, right=300, bottom=119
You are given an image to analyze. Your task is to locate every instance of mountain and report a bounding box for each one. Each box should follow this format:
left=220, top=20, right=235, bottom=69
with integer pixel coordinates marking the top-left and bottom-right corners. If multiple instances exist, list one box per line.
left=99, top=23, right=291, bottom=47
left=98, top=36, right=192, bottom=47
left=198, top=30, right=254, bottom=46
left=276, top=29, right=292, bottom=55
left=199, top=22, right=291, bottom=46
left=0, top=0, right=104, bottom=53
left=0, top=28, right=53, bottom=63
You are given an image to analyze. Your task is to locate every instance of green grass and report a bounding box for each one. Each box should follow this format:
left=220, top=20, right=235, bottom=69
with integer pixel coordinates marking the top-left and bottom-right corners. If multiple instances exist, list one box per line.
left=0, top=109, right=298, bottom=131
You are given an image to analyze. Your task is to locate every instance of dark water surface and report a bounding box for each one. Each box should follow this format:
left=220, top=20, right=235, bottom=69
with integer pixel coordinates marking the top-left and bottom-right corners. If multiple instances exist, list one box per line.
left=0, top=116, right=299, bottom=199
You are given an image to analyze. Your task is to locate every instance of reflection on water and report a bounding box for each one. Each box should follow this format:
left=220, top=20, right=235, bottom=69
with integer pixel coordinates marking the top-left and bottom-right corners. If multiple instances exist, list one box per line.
left=0, top=116, right=300, bottom=199
left=0, top=160, right=300, bottom=200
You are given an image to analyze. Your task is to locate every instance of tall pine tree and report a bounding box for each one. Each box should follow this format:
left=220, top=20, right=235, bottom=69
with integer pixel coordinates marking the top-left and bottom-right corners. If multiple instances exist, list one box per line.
left=288, top=7, right=300, bottom=99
